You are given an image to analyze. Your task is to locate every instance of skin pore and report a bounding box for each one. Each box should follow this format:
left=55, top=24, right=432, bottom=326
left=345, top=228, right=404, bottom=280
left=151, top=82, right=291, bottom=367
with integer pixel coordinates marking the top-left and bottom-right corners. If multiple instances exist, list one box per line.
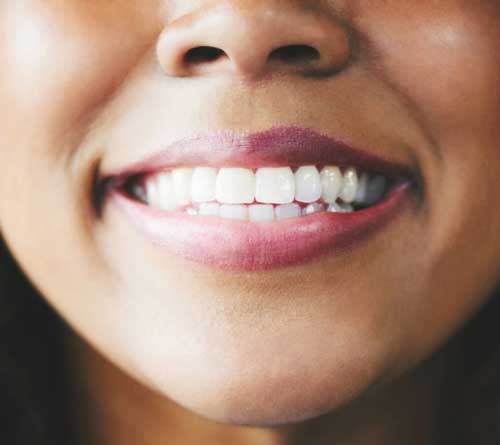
left=1, top=1, right=500, bottom=444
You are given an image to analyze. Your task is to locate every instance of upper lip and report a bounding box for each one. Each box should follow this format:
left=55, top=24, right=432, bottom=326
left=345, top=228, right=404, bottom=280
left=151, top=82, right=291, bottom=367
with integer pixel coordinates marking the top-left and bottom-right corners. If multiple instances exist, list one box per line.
left=102, top=126, right=416, bottom=185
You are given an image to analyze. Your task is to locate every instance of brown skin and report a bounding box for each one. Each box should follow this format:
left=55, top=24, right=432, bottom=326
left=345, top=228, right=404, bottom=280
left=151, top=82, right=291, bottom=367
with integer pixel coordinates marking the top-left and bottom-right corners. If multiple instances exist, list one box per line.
left=1, top=1, right=500, bottom=444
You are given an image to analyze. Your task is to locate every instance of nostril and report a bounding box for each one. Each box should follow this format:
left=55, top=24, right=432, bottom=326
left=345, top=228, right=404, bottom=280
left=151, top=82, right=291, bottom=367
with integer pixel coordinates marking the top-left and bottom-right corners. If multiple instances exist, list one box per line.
left=268, top=45, right=320, bottom=65
left=184, top=46, right=228, bottom=65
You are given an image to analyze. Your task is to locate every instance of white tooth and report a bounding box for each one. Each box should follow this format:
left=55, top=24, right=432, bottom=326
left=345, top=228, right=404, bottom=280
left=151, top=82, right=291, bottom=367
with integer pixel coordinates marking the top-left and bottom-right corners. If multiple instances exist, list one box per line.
left=249, top=204, right=275, bottom=222
left=186, top=207, right=198, bottom=216
left=295, top=166, right=322, bottom=203
left=339, top=167, right=358, bottom=203
left=275, top=203, right=301, bottom=220
left=216, top=168, right=255, bottom=204
left=320, top=166, right=343, bottom=204
left=191, top=167, right=218, bottom=203
left=302, top=203, right=325, bottom=216
left=172, top=168, right=193, bottom=206
left=363, top=175, right=387, bottom=205
left=199, top=202, right=220, bottom=217
left=219, top=204, right=249, bottom=221
left=255, top=167, right=295, bottom=204
left=327, top=202, right=354, bottom=213
left=156, top=173, right=177, bottom=210
left=145, top=177, right=162, bottom=209
left=355, top=173, right=369, bottom=203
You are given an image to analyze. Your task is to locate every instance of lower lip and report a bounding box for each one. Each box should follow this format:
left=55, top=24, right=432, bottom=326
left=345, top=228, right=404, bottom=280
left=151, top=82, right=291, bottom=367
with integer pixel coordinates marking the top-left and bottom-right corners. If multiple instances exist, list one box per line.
left=110, top=184, right=410, bottom=272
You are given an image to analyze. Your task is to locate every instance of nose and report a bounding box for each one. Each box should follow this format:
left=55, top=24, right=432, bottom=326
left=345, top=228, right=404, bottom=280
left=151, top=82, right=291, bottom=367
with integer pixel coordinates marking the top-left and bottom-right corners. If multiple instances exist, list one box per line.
left=156, top=3, right=351, bottom=79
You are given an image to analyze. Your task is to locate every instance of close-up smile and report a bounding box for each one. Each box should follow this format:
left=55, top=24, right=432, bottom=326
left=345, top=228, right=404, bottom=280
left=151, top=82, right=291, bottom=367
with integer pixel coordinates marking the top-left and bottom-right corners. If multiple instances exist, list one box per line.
left=103, top=127, right=416, bottom=271
left=4, top=1, right=500, bottom=443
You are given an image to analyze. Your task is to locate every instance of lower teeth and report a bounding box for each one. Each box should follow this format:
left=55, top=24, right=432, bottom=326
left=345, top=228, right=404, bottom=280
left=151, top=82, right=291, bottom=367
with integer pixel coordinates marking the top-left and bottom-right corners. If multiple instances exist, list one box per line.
left=182, top=200, right=362, bottom=221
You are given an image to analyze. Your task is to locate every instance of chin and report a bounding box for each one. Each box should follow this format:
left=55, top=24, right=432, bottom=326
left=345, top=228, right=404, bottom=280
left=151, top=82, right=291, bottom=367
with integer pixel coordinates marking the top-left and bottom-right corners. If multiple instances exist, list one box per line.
left=145, top=343, right=385, bottom=427
left=174, top=370, right=373, bottom=427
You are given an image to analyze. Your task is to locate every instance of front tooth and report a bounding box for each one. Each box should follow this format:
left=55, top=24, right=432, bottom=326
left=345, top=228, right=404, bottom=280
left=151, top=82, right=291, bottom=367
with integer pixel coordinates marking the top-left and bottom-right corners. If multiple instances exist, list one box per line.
left=339, top=167, right=358, bottom=203
left=363, top=175, right=387, bottom=205
left=275, top=203, right=301, bottom=220
left=255, top=167, right=295, bottom=204
left=199, top=202, right=220, bottom=217
left=249, top=204, right=275, bottom=222
left=302, top=203, right=325, bottom=216
left=156, top=173, right=177, bottom=210
left=355, top=172, right=369, bottom=204
left=191, top=167, right=218, bottom=203
left=219, top=204, right=249, bottom=221
left=216, top=168, right=255, bottom=204
left=320, top=166, right=343, bottom=204
left=172, top=168, right=193, bottom=206
left=295, top=166, right=322, bottom=203
left=327, top=202, right=354, bottom=213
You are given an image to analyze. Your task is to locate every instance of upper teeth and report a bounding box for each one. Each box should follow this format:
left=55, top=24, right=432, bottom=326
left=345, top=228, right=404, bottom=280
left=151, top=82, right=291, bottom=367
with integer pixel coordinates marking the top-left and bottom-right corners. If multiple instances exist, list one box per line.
left=295, top=166, right=322, bottom=203
left=255, top=167, right=296, bottom=204
left=141, top=165, right=388, bottom=216
left=217, top=168, right=256, bottom=204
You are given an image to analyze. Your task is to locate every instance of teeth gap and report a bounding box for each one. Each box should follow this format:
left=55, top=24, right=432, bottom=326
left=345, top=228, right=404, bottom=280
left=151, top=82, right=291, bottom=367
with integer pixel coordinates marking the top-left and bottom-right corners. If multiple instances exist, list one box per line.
left=121, top=165, right=392, bottom=220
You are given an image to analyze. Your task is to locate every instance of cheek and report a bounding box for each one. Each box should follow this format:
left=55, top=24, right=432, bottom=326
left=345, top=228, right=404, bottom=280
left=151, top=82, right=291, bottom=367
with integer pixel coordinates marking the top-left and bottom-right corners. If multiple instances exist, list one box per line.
left=385, top=8, right=500, bottom=258
left=0, top=2, right=156, bottom=150
left=352, top=3, right=500, bottom=226
left=0, top=1, right=160, bottom=269
left=0, top=2, right=159, bottom=331
left=363, top=3, right=500, bottom=131
left=355, top=2, right=500, bottom=348
left=363, top=4, right=500, bottom=233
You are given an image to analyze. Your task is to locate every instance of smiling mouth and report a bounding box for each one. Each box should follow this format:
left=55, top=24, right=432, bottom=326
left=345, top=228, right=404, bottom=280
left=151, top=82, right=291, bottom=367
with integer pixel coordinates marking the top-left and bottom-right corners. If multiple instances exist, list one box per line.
left=101, top=127, right=417, bottom=271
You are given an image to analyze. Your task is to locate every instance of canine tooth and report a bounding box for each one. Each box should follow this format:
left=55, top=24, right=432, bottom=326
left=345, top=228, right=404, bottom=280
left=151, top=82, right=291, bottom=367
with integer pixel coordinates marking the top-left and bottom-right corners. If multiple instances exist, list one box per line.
left=249, top=205, right=275, bottom=222
left=199, top=203, right=220, bottom=217
left=219, top=204, right=249, bottom=220
left=275, top=203, right=301, bottom=220
left=355, top=173, right=369, bottom=203
left=339, top=167, right=358, bottom=203
left=255, top=167, right=295, bottom=204
left=363, top=175, right=387, bottom=205
left=191, top=167, right=218, bottom=203
left=172, top=168, right=193, bottom=206
left=320, top=166, right=343, bottom=204
left=302, top=203, right=325, bottom=216
left=156, top=173, right=177, bottom=210
left=327, top=202, right=354, bottom=213
left=295, top=166, right=322, bottom=203
left=216, top=168, right=255, bottom=204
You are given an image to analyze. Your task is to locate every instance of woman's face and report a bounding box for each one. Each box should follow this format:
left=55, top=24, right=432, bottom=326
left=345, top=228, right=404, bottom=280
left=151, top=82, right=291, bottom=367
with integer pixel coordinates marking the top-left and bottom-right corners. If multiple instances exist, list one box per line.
left=2, top=0, right=500, bottom=425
